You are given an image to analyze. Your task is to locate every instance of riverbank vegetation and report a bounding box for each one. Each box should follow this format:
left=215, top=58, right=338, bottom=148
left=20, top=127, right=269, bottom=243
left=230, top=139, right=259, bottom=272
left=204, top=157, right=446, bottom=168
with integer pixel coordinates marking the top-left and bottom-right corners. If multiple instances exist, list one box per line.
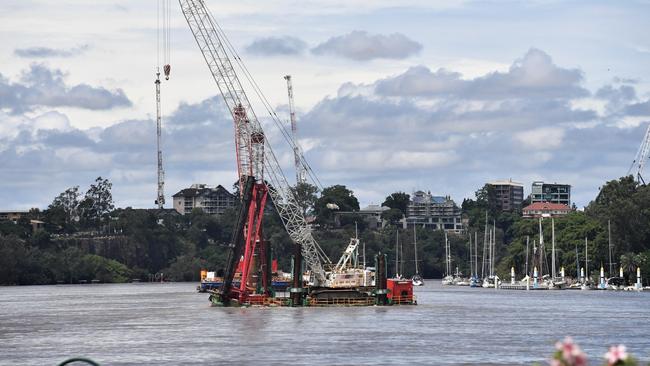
left=1, top=176, right=648, bottom=285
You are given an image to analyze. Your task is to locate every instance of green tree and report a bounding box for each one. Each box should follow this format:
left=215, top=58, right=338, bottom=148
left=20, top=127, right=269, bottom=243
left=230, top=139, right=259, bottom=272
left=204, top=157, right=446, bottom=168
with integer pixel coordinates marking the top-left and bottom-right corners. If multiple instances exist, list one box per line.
left=314, top=185, right=360, bottom=225
left=382, top=192, right=410, bottom=216
left=0, top=221, right=29, bottom=238
left=290, top=182, right=319, bottom=216
left=0, top=236, right=27, bottom=284
left=80, top=177, right=114, bottom=228
left=381, top=208, right=404, bottom=226
left=47, top=186, right=80, bottom=230
left=586, top=176, right=649, bottom=254
left=620, top=252, right=647, bottom=280
left=163, top=255, right=206, bottom=281
left=475, top=184, right=500, bottom=217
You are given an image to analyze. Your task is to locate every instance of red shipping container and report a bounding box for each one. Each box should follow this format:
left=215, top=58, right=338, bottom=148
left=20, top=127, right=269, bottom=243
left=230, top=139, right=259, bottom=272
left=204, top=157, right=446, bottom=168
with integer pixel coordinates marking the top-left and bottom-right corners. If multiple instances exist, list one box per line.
left=387, top=278, right=413, bottom=303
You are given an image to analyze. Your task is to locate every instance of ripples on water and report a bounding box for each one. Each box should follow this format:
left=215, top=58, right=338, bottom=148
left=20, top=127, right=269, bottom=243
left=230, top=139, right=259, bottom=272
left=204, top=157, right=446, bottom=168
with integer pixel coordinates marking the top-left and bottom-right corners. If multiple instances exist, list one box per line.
left=0, top=282, right=649, bottom=365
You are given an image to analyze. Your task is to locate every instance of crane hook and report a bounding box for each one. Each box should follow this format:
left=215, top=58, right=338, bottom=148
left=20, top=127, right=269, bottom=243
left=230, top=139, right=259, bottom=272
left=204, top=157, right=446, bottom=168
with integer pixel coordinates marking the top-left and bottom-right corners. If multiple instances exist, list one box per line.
left=164, top=64, right=171, bottom=80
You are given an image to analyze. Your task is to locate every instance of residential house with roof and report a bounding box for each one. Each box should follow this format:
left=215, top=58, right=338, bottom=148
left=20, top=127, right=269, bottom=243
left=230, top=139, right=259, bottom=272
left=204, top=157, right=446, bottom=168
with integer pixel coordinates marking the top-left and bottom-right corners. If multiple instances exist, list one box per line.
left=522, top=202, right=572, bottom=218
left=402, top=191, right=463, bottom=232
left=334, top=204, right=390, bottom=230
left=172, top=184, right=237, bottom=215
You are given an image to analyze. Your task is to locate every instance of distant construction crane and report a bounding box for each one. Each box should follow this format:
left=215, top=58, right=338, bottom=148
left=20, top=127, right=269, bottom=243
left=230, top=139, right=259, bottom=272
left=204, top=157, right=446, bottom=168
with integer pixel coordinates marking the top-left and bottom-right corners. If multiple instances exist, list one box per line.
left=284, top=75, right=307, bottom=186
left=284, top=75, right=307, bottom=185
left=154, top=73, right=165, bottom=209
left=628, top=123, right=650, bottom=184
left=155, top=0, right=172, bottom=209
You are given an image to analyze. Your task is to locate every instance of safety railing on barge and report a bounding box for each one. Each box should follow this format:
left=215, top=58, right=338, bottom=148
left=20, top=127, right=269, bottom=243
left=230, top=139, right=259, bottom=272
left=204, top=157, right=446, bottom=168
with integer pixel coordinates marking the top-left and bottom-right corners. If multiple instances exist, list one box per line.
left=238, top=295, right=417, bottom=307
left=244, top=296, right=291, bottom=307
left=308, top=297, right=376, bottom=307
left=390, top=295, right=416, bottom=305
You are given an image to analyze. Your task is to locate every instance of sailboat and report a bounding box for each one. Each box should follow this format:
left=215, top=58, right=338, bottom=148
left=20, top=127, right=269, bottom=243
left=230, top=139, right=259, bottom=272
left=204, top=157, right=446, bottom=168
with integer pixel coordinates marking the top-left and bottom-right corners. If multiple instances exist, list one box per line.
left=547, top=218, right=567, bottom=290
left=411, top=226, right=424, bottom=286
left=482, top=220, right=498, bottom=288
left=442, top=231, right=454, bottom=285
left=568, top=243, right=582, bottom=289
left=605, top=220, right=625, bottom=290
left=581, top=237, right=593, bottom=290
left=455, top=267, right=470, bottom=286
left=520, top=236, right=531, bottom=288
left=470, top=231, right=481, bottom=287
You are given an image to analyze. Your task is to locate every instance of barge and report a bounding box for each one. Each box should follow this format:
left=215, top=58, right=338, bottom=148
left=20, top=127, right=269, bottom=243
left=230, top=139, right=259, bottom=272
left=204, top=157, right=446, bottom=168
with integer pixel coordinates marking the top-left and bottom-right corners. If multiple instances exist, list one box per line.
left=206, top=251, right=416, bottom=307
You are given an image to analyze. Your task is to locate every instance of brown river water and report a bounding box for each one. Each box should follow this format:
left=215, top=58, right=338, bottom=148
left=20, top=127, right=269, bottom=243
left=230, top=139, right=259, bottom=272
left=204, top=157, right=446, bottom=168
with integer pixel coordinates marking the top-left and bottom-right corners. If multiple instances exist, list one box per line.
left=1, top=281, right=649, bottom=365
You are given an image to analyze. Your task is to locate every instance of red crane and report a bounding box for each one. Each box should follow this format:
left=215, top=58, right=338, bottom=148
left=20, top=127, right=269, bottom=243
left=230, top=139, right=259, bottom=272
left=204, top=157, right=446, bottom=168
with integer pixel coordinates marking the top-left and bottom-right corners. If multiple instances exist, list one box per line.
left=179, top=0, right=330, bottom=304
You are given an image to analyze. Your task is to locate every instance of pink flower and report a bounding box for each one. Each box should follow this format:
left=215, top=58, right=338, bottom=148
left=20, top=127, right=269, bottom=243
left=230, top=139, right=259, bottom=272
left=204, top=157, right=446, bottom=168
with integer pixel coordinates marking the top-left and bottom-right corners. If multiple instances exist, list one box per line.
left=551, top=337, right=588, bottom=366
left=573, top=352, right=587, bottom=366
left=561, top=337, right=577, bottom=359
left=605, top=345, right=628, bottom=365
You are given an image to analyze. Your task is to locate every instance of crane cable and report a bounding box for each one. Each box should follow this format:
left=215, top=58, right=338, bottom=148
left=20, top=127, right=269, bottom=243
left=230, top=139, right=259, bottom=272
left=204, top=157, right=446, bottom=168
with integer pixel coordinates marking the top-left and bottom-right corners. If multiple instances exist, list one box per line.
left=199, top=3, right=332, bottom=266
left=213, top=21, right=331, bottom=263
left=206, top=7, right=324, bottom=191
left=158, top=0, right=171, bottom=80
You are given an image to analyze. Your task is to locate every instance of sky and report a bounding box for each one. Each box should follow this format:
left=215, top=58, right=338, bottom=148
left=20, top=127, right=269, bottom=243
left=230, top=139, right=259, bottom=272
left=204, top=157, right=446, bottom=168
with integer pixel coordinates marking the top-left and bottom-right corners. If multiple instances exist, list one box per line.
left=1, top=0, right=650, bottom=211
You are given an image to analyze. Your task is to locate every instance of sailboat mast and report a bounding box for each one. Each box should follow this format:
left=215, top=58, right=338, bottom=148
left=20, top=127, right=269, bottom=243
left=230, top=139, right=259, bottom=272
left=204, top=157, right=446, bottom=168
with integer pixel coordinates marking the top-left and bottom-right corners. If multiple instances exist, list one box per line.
left=468, top=234, right=472, bottom=277
left=539, top=217, right=544, bottom=277
left=395, top=230, right=399, bottom=277
left=474, top=231, right=478, bottom=278
left=482, top=212, right=488, bottom=278
left=448, top=233, right=451, bottom=276
left=585, top=237, right=588, bottom=281
left=608, top=220, right=613, bottom=276
left=488, top=227, right=493, bottom=276
left=575, top=244, right=579, bottom=279
left=445, top=231, right=450, bottom=277
left=525, top=236, right=529, bottom=279
left=490, top=220, right=497, bottom=276
left=413, top=225, right=419, bottom=275
left=444, top=231, right=448, bottom=276
left=447, top=233, right=451, bottom=272
left=400, top=231, right=404, bottom=277
left=551, top=217, right=556, bottom=279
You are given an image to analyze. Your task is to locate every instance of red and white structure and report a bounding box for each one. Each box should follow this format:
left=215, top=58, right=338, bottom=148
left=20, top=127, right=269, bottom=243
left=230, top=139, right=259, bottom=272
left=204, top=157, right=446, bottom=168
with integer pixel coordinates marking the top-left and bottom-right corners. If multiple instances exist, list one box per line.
left=180, top=0, right=330, bottom=303
left=522, top=202, right=572, bottom=218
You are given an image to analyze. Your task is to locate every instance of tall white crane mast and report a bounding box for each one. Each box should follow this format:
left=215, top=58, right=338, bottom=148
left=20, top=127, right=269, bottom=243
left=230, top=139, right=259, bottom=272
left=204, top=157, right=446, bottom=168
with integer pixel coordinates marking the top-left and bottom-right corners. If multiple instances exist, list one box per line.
left=179, top=0, right=330, bottom=284
left=284, top=75, right=307, bottom=185
left=155, top=72, right=165, bottom=209
left=155, top=0, right=171, bottom=209
left=628, top=124, right=650, bottom=184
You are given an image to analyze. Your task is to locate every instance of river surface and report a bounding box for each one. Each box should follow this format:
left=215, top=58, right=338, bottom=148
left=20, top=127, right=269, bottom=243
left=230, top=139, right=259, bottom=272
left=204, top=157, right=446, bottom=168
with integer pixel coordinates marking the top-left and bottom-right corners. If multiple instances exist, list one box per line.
left=1, top=282, right=649, bottom=365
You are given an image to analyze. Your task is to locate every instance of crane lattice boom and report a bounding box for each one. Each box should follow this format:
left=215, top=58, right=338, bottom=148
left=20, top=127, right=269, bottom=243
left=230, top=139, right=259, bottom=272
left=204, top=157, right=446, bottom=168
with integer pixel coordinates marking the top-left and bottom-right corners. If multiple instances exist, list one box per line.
left=628, top=124, right=650, bottom=184
left=180, top=0, right=329, bottom=284
left=284, top=75, right=307, bottom=185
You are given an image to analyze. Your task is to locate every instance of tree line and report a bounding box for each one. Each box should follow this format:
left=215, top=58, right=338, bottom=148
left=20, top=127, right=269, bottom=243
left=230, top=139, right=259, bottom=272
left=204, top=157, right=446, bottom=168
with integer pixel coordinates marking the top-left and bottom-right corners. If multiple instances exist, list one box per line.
left=1, top=175, right=649, bottom=285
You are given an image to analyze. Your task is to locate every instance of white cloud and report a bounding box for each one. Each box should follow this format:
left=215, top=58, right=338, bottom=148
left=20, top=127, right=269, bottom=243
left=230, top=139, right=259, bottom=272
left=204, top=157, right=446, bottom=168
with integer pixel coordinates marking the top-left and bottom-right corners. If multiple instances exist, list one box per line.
left=245, top=36, right=307, bottom=56
left=513, top=128, right=566, bottom=150
left=312, top=31, right=422, bottom=61
left=32, top=111, right=72, bottom=133
left=0, top=64, right=132, bottom=113
left=14, top=44, right=90, bottom=58
left=375, top=49, right=587, bottom=100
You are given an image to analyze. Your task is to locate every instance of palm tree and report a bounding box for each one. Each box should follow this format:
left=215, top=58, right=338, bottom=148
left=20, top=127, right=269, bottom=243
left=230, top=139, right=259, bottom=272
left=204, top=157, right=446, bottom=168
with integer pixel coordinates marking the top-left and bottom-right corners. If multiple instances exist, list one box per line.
left=620, top=252, right=647, bottom=280
left=620, top=252, right=636, bottom=276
